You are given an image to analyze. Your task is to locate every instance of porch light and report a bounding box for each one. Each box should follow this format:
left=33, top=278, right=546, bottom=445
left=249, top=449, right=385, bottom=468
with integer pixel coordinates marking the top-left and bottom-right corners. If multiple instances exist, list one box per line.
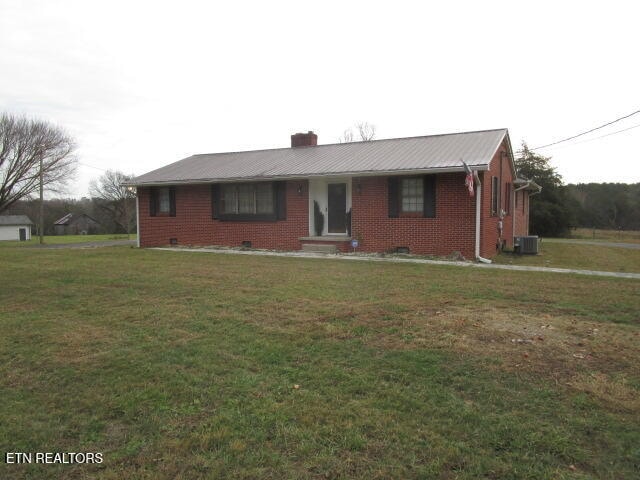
left=297, top=184, right=303, bottom=195
left=356, top=182, right=362, bottom=194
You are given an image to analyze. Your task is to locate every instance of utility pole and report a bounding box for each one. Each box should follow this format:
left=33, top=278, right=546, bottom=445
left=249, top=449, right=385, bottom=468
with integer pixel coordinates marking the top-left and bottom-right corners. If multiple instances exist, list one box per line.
left=39, top=154, right=44, bottom=244
left=124, top=192, right=130, bottom=240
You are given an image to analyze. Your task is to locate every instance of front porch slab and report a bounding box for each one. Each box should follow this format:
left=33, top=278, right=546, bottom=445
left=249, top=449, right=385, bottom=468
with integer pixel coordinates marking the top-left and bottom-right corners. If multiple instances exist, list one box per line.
left=301, top=243, right=338, bottom=254
left=298, top=235, right=351, bottom=242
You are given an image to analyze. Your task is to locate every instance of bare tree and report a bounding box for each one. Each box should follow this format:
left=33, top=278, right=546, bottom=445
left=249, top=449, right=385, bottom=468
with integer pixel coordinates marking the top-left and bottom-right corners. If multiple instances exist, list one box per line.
left=338, top=122, right=377, bottom=143
left=89, top=170, right=136, bottom=238
left=0, top=113, right=77, bottom=213
left=356, top=122, right=376, bottom=141
left=338, top=128, right=354, bottom=143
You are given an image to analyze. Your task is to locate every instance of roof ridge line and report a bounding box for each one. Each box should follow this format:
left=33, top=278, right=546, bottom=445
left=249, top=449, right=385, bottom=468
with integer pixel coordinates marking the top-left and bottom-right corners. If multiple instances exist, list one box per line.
left=190, top=128, right=508, bottom=157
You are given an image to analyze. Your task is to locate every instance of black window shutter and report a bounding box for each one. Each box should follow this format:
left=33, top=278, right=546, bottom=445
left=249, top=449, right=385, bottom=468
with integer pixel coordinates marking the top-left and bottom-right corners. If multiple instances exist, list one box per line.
left=149, top=188, right=157, bottom=217
left=211, top=184, right=220, bottom=219
left=276, top=181, right=287, bottom=220
left=388, top=177, right=399, bottom=218
left=169, top=187, right=176, bottom=217
left=423, top=175, right=436, bottom=218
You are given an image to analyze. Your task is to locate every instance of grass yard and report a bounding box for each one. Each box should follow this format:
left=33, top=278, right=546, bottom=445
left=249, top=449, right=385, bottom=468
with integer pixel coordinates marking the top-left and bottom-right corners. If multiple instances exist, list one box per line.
left=0, top=246, right=639, bottom=479
left=567, top=228, right=640, bottom=244
left=1, top=234, right=135, bottom=247
left=494, top=241, right=640, bottom=273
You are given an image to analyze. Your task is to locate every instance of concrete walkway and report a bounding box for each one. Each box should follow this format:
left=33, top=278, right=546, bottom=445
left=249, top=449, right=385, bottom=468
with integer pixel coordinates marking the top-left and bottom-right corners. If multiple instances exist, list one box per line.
left=152, top=247, right=640, bottom=280
left=543, top=238, right=640, bottom=250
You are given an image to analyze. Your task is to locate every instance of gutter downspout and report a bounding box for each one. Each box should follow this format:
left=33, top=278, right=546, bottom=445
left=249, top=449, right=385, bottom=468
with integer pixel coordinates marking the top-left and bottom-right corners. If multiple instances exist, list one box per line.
left=474, top=171, right=492, bottom=264
left=135, top=193, right=140, bottom=248
left=512, top=183, right=516, bottom=243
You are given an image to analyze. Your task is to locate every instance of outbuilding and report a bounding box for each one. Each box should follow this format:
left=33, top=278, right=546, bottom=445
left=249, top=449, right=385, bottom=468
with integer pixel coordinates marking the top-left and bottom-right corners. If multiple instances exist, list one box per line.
left=0, top=215, right=33, bottom=241
left=53, top=213, right=100, bottom=235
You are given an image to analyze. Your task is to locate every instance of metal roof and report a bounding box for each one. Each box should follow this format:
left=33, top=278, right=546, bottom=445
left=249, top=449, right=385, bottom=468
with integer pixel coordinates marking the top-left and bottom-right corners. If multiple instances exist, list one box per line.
left=54, top=213, right=74, bottom=225
left=131, top=128, right=509, bottom=186
left=54, top=213, right=99, bottom=225
left=0, top=215, right=33, bottom=226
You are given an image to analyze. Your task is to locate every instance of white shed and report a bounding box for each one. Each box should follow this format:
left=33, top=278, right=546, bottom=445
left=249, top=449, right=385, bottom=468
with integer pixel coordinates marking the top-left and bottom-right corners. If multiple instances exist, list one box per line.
left=0, top=215, right=34, bottom=241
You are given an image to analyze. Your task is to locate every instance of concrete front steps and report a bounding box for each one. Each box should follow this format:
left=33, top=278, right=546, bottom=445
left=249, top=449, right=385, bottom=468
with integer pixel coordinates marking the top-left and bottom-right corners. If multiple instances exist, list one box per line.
left=301, top=243, right=337, bottom=253
left=298, top=235, right=351, bottom=254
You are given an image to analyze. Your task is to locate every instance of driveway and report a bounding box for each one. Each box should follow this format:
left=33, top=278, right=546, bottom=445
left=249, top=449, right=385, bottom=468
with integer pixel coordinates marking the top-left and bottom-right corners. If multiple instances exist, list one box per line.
left=31, top=240, right=136, bottom=249
left=543, top=238, right=640, bottom=250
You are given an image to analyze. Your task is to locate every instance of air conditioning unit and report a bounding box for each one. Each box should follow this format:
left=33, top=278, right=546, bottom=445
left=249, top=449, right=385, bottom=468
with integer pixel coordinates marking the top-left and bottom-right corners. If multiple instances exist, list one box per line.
left=514, top=236, right=539, bottom=254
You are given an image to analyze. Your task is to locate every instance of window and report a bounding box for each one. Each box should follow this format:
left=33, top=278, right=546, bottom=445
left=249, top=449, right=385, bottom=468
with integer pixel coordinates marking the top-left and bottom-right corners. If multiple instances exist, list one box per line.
left=388, top=175, right=435, bottom=218
left=504, top=182, right=511, bottom=215
left=221, top=182, right=274, bottom=215
left=150, top=186, right=175, bottom=217
left=212, top=182, right=286, bottom=221
left=158, top=187, right=171, bottom=214
left=255, top=183, right=274, bottom=214
left=401, top=178, right=424, bottom=213
left=491, top=176, right=499, bottom=216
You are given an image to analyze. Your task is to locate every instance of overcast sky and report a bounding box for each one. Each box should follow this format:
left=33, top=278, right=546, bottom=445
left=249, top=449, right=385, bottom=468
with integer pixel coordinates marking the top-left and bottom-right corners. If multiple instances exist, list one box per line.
left=1, top=0, right=639, bottom=197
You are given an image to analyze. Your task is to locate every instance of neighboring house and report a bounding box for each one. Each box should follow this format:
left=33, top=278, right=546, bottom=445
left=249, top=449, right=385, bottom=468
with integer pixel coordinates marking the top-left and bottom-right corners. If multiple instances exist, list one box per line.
left=0, top=215, right=33, bottom=241
left=130, top=129, right=540, bottom=259
left=53, top=213, right=100, bottom=235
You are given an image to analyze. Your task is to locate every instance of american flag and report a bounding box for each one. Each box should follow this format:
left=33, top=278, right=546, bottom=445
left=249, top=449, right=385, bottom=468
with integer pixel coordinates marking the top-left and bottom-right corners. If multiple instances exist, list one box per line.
left=462, top=160, right=474, bottom=197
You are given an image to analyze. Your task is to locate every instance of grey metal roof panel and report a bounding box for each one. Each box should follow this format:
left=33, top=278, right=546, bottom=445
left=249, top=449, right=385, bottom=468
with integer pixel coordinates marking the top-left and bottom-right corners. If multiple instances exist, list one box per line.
left=54, top=213, right=100, bottom=225
left=132, top=128, right=508, bottom=185
left=54, top=213, right=73, bottom=225
left=0, top=215, right=33, bottom=225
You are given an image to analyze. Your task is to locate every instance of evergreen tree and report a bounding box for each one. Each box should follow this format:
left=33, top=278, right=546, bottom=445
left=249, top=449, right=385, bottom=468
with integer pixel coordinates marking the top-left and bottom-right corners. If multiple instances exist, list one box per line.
left=515, top=143, right=575, bottom=236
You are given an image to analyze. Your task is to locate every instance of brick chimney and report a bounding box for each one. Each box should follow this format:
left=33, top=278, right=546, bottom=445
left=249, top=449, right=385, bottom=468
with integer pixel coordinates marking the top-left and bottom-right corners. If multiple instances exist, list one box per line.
left=291, top=131, right=318, bottom=148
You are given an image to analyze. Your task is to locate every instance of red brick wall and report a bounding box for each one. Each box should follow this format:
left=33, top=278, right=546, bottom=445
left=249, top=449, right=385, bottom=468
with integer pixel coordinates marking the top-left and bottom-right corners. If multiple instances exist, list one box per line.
left=138, top=164, right=524, bottom=260
left=138, top=182, right=309, bottom=249
left=479, top=139, right=521, bottom=258
left=350, top=173, right=477, bottom=259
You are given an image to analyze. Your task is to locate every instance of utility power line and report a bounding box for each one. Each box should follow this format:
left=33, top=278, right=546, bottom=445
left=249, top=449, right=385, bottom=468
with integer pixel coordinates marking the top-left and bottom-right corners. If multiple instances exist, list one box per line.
left=529, top=108, right=640, bottom=151
left=78, top=162, right=108, bottom=172
left=551, top=122, right=640, bottom=149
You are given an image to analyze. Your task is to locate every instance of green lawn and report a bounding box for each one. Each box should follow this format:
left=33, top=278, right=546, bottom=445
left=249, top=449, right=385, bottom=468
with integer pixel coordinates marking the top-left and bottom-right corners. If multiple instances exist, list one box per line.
left=494, top=241, right=640, bottom=273
left=1, top=234, right=135, bottom=247
left=567, top=228, right=640, bottom=244
left=0, top=246, right=638, bottom=479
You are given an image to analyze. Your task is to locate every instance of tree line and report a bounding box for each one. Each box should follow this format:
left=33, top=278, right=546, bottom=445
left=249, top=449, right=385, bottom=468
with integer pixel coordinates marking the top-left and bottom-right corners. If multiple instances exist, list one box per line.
left=515, top=143, right=639, bottom=236
left=565, top=182, right=640, bottom=231
left=5, top=194, right=136, bottom=236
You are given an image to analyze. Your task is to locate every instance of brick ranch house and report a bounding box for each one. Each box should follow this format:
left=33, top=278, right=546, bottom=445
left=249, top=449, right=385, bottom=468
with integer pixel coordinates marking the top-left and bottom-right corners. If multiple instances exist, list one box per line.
left=130, top=129, right=540, bottom=260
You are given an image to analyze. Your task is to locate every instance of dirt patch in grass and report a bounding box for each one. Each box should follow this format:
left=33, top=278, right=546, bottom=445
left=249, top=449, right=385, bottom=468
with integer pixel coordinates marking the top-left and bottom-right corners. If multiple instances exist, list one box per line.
left=245, top=298, right=640, bottom=416
left=568, top=372, right=639, bottom=413
left=52, top=323, right=121, bottom=365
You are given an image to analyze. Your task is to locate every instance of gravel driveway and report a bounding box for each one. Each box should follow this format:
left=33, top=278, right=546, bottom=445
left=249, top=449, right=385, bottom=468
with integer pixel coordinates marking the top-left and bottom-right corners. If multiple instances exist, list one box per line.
left=30, top=240, right=136, bottom=249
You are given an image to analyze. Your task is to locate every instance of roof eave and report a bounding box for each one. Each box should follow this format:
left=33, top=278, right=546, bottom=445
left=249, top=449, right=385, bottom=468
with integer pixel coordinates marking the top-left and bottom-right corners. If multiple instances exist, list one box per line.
left=126, top=164, right=491, bottom=187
